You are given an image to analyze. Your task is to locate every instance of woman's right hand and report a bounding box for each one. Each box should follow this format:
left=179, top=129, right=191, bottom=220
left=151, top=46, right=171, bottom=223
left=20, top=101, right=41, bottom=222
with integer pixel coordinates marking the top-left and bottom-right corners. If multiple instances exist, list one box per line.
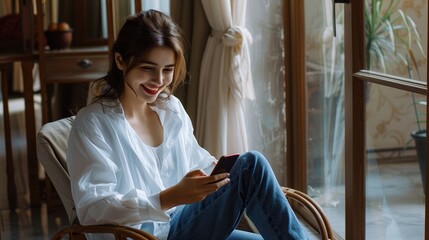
left=159, top=169, right=230, bottom=211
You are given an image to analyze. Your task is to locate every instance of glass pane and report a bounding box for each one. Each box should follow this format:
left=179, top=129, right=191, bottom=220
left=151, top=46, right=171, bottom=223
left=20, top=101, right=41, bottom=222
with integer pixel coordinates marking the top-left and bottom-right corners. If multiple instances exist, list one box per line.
left=114, top=1, right=135, bottom=31
left=244, top=0, right=287, bottom=183
left=84, top=0, right=107, bottom=40
left=305, top=0, right=346, bottom=238
left=366, top=83, right=425, bottom=239
left=114, top=1, right=171, bottom=34
left=57, top=0, right=108, bottom=46
left=365, top=0, right=427, bottom=82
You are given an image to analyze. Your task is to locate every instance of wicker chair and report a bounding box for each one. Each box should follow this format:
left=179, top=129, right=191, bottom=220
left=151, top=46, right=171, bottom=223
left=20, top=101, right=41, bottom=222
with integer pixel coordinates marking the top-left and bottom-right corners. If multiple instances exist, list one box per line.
left=36, top=117, right=333, bottom=240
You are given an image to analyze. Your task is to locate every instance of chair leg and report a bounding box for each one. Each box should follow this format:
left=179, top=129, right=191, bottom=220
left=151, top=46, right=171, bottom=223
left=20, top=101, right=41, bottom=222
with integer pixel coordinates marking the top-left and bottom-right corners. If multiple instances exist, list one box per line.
left=1, top=65, right=17, bottom=210
left=21, top=59, right=40, bottom=207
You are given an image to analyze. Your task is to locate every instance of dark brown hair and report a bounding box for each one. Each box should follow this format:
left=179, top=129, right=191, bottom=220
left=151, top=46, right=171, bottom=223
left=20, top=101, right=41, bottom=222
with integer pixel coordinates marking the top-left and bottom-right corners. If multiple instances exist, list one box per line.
left=90, top=9, right=186, bottom=103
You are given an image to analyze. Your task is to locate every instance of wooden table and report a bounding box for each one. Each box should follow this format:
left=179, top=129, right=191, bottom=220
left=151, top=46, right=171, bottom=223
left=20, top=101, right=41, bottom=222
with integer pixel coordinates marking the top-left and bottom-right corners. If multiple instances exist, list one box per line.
left=0, top=53, right=39, bottom=209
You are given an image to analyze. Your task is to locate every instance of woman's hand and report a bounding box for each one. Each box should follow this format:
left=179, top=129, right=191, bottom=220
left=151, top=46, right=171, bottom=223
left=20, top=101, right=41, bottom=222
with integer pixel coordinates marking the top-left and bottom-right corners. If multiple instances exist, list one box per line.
left=159, top=169, right=230, bottom=210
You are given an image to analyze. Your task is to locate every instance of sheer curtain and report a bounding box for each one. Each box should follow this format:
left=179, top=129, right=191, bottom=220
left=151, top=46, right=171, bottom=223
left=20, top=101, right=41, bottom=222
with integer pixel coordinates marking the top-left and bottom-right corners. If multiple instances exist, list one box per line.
left=197, top=0, right=254, bottom=158
left=243, top=0, right=286, bottom=182
left=320, top=0, right=345, bottom=204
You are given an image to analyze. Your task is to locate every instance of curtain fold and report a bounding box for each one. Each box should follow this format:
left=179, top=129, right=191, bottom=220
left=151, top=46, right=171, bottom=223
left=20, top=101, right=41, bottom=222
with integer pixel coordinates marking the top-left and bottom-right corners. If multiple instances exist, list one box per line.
left=0, top=0, right=13, bottom=16
left=170, top=0, right=210, bottom=126
left=197, top=0, right=254, bottom=158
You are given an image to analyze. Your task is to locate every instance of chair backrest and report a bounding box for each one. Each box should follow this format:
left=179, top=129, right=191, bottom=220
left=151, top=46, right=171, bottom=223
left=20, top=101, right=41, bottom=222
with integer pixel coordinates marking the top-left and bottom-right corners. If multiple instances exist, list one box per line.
left=36, top=116, right=76, bottom=224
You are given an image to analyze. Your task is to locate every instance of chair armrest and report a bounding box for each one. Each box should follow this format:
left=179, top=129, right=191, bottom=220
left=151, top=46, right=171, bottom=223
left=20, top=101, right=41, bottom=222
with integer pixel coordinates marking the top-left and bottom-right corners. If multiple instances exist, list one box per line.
left=51, top=189, right=332, bottom=240
left=282, top=187, right=334, bottom=240
left=52, top=224, right=158, bottom=240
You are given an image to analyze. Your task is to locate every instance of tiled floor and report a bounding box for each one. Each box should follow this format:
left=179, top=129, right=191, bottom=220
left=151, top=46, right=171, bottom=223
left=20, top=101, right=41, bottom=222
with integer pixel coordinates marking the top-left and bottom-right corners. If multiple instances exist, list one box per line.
left=312, top=158, right=425, bottom=240
left=365, top=159, right=425, bottom=239
left=1, top=204, right=68, bottom=240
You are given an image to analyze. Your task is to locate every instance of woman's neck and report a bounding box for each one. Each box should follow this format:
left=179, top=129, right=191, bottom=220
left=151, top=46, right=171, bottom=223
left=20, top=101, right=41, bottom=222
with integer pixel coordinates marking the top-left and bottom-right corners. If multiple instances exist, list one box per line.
left=119, top=94, right=151, bottom=119
left=119, top=95, right=164, bottom=147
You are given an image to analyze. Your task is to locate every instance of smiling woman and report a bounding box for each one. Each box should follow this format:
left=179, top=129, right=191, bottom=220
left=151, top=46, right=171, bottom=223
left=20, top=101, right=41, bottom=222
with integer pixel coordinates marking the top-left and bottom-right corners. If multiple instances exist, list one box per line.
left=89, top=10, right=186, bottom=105
left=65, top=9, right=308, bottom=240
left=114, top=46, right=175, bottom=103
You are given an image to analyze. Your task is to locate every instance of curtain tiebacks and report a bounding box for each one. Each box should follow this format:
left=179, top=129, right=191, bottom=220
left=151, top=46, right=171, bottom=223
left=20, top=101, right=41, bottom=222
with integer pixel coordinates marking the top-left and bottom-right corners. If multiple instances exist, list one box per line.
left=211, top=27, right=255, bottom=100
left=211, top=26, right=252, bottom=52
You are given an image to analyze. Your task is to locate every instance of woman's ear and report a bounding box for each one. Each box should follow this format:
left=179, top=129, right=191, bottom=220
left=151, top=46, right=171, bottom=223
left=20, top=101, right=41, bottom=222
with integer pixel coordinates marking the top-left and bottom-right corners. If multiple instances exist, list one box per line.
left=115, top=52, right=124, bottom=70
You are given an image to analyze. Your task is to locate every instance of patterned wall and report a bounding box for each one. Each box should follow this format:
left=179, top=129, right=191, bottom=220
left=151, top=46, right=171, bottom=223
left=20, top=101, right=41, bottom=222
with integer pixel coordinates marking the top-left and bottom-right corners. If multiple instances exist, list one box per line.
left=366, top=0, right=427, bottom=157
left=305, top=1, right=428, bottom=158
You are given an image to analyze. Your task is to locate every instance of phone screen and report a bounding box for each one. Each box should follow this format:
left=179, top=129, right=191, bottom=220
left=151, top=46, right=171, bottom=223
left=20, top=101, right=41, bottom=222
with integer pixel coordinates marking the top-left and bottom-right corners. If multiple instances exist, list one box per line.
left=210, top=153, right=240, bottom=176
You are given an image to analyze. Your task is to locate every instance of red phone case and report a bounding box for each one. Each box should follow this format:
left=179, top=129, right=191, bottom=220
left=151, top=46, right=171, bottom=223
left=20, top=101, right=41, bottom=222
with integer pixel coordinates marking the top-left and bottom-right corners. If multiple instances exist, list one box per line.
left=210, top=153, right=240, bottom=176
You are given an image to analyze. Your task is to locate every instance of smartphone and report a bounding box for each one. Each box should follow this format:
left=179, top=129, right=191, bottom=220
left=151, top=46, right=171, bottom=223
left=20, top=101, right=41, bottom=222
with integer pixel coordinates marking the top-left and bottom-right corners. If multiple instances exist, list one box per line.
left=210, top=153, right=240, bottom=176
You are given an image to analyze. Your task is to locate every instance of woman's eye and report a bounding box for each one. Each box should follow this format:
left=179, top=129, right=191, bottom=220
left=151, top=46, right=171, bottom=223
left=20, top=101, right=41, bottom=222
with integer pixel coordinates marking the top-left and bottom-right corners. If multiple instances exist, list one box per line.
left=141, top=66, right=154, bottom=71
left=163, top=68, right=174, bottom=73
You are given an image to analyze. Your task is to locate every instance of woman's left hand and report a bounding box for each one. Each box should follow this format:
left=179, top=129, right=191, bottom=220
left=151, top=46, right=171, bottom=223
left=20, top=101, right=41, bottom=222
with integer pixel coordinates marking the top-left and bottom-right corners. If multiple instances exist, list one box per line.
left=159, top=169, right=230, bottom=210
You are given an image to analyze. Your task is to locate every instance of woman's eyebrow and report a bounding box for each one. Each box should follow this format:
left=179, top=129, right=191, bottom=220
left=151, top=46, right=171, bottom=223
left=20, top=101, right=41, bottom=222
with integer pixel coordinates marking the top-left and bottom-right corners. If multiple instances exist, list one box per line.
left=139, top=60, right=175, bottom=68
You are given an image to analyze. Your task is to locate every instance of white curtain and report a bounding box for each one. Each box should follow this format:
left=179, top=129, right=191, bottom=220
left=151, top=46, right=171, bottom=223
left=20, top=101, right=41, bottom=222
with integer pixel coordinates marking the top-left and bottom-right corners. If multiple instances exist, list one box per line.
left=196, top=0, right=254, bottom=158
left=320, top=0, right=345, bottom=205
left=140, top=0, right=170, bottom=14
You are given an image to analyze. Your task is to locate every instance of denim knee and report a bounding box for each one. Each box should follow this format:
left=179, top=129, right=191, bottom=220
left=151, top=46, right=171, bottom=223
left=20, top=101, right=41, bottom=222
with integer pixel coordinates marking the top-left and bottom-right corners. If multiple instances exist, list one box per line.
left=239, top=151, right=270, bottom=171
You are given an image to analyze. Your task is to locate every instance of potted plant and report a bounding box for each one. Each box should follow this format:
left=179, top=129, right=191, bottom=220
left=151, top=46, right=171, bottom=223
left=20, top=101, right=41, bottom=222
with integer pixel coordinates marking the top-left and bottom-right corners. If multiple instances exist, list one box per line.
left=411, top=96, right=426, bottom=191
left=365, top=0, right=427, bottom=190
left=365, top=0, right=425, bottom=73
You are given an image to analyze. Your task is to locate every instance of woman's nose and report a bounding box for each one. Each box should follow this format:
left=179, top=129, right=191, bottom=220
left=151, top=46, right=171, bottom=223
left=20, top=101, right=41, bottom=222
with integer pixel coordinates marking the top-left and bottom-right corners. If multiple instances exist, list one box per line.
left=153, top=71, right=163, bottom=85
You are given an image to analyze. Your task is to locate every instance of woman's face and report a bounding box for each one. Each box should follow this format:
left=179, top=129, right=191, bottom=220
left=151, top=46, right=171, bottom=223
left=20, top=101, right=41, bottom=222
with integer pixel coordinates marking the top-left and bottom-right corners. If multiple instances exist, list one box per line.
left=116, top=46, right=175, bottom=104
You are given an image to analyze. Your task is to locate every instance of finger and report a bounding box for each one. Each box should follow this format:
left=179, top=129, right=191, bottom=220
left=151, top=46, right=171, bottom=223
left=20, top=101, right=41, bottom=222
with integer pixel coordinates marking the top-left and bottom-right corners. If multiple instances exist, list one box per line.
left=206, top=176, right=231, bottom=188
left=215, top=177, right=230, bottom=188
left=200, top=178, right=231, bottom=197
left=206, top=173, right=230, bottom=184
left=196, top=177, right=231, bottom=197
left=186, top=169, right=208, bottom=177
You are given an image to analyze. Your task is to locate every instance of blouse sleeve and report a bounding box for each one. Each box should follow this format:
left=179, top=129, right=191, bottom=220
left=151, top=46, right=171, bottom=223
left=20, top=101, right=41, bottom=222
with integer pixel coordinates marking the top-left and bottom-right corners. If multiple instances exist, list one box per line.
left=173, top=97, right=216, bottom=171
left=67, top=120, right=170, bottom=226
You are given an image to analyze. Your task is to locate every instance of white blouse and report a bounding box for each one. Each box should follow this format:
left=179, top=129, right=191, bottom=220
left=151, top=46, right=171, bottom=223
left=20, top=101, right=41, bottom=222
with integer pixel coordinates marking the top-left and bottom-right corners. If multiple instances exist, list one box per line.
left=66, top=96, right=216, bottom=239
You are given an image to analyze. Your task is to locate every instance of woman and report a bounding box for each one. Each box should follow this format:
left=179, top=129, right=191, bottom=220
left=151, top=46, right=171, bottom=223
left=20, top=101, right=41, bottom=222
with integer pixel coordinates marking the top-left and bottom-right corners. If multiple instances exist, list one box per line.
left=67, top=9, right=307, bottom=240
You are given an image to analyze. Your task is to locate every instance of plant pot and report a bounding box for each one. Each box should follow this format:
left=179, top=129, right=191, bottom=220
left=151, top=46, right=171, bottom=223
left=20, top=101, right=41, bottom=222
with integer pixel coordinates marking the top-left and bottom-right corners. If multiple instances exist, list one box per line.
left=411, top=129, right=426, bottom=193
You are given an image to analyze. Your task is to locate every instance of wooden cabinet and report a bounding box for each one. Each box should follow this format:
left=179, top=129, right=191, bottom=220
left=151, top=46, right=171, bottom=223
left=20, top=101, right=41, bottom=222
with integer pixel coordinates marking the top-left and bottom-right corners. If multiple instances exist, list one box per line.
left=35, top=0, right=115, bottom=123
left=43, top=49, right=109, bottom=82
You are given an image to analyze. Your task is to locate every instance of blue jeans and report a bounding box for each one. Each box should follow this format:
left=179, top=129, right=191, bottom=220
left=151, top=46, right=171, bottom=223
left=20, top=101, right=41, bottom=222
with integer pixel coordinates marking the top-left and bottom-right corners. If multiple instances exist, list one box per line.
left=168, top=151, right=308, bottom=240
